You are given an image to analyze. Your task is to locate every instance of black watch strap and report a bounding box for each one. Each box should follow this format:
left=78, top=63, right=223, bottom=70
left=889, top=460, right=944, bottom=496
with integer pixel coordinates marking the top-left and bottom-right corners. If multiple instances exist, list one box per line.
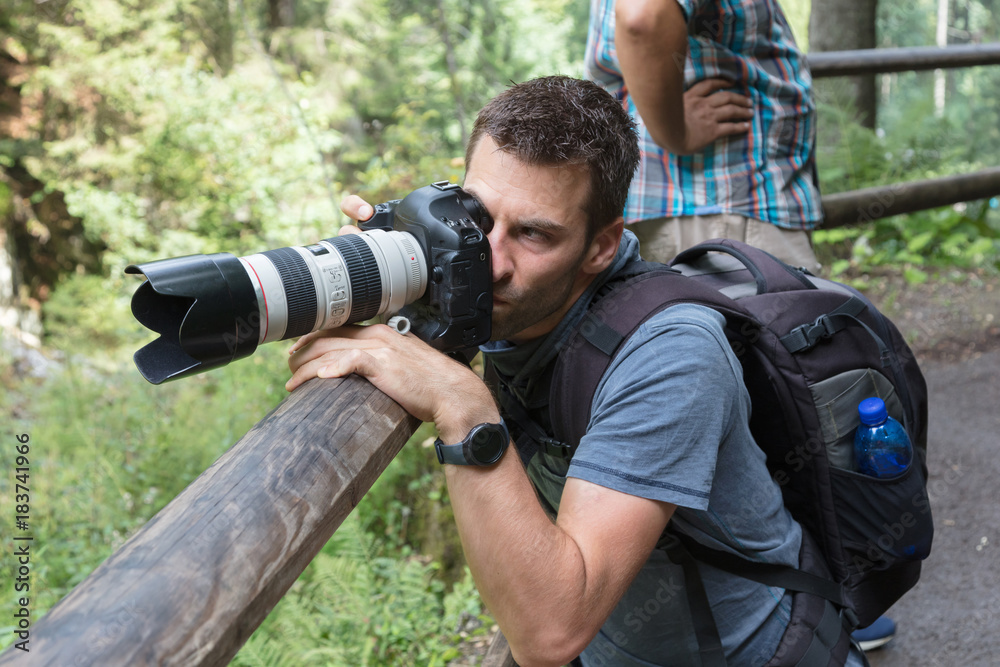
left=435, top=418, right=509, bottom=466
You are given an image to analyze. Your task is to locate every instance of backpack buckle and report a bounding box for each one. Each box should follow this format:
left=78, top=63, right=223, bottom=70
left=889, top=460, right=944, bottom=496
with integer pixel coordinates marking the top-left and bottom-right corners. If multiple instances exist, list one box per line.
left=539, top=437, right=575, bottom=460
left=795, top=314, right=837, bottom=348
left=841, top=606, right=859, bottom=633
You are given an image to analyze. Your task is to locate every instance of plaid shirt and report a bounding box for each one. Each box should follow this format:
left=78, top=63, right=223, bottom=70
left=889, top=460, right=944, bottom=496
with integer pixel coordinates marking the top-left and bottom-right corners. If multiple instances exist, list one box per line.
left=585, top=0, right=822, bottom=229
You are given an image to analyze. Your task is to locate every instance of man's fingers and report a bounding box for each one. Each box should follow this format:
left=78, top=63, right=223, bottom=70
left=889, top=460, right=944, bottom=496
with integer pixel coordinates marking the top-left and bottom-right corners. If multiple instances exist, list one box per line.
left=707, top=91, right=753, bottom=109
left=285, top=347, right=382, bottom=392
left=713, top=121, right=751, bottom=139
left=288, top=329, right=326, bottom=353
left=711, top=103, right=755, bottom=123
left=288, top=323, right=381, bottom=355
left=340, top=194, right=375, bottom=222
left=288, top=327, right=380, bottom=365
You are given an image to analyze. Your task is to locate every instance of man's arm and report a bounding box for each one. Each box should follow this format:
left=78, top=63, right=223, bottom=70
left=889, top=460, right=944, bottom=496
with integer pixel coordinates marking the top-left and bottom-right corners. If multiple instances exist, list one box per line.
left=614, top=0, right=753, bottom=154
left=447, top=453, right=676, bottom=667
left=287, top=323, right=675, bottom=667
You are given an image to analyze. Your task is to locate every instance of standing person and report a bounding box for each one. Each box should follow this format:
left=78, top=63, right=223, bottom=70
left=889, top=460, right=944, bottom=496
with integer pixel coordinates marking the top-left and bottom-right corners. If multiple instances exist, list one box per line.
left=585, top=0, right=823, bottom=270
left=287, top=76, right=865, bottom=666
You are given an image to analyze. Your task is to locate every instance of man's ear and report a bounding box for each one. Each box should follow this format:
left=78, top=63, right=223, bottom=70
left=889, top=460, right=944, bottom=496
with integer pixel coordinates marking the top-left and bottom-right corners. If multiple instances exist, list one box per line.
left=583, top=217, right=624, bottom=275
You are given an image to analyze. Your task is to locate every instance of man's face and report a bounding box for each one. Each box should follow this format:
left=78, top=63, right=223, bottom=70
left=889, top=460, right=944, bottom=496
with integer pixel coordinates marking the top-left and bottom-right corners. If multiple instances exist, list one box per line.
left=463, top=137, right=601, bottom=343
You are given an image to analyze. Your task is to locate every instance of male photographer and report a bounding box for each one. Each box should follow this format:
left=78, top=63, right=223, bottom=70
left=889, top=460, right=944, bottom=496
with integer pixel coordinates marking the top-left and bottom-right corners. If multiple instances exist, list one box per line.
left=286, top=76, right=864, bottom=666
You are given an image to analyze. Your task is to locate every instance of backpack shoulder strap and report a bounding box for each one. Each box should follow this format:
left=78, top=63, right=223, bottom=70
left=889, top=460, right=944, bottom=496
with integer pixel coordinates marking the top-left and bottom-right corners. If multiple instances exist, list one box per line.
left=548, top=259, right=753, bottom=452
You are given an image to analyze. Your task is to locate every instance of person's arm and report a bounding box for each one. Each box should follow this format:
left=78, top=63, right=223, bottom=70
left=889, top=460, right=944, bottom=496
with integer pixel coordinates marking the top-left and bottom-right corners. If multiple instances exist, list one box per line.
left=286, top=321, right=675, bottom=667
left=447, top=455, right=675, bottom=667
left=614, top=0, right=753, bottom=154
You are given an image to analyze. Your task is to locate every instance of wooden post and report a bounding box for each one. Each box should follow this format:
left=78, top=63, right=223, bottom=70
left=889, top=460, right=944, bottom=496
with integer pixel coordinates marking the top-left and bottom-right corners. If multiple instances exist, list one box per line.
left=0, top=375, right=420, bottom=666
left=820, top=167, right=1000, bottom=228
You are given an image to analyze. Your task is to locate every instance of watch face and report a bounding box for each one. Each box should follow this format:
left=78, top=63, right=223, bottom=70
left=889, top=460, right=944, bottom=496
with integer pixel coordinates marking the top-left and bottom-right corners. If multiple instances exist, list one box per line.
left=468, top=424, right=505, bottom=465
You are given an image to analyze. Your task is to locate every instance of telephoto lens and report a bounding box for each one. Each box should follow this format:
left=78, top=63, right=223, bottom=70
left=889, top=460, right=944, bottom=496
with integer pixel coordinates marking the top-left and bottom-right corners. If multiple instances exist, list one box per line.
left=126, top=230, right=425, bottom=384
left=126, top=181, right=492, bottom=384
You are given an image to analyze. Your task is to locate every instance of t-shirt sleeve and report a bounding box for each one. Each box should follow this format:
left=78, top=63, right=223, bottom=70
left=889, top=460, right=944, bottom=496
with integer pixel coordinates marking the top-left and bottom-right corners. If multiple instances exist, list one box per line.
left=565, top=304, right=749, bottom=510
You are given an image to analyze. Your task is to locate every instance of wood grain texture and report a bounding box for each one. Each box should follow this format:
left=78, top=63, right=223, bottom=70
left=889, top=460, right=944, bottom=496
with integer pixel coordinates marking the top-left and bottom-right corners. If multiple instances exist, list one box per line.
left=0, top=375, right=420, bottom=666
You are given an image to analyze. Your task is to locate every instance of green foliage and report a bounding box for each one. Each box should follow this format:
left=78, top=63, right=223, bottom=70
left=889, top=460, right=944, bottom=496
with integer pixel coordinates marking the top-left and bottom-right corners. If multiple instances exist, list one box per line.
left=813, top=61, right=1000, bottom=283
left=232, top=517, right=487, bottom=667
left=40, top=273, right=137, bottom=355
left=0, top=339, right=289, bottom=638
left=816, top=201, right=1000, bottom=284
left=356, top=421, right=469, bottom=581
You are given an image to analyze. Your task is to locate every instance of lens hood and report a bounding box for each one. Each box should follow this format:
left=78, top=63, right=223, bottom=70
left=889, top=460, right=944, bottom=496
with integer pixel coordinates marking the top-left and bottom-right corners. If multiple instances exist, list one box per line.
left=126, top=253, right=260, bottom=384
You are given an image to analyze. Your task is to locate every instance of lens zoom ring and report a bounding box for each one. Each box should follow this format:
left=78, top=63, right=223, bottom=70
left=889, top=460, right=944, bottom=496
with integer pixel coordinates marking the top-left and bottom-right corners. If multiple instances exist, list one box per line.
left=330, top=235, right=383, bottom=323
left=400, top=235, right=422, bottom=293
left=262, top=248, right=317, bottom=340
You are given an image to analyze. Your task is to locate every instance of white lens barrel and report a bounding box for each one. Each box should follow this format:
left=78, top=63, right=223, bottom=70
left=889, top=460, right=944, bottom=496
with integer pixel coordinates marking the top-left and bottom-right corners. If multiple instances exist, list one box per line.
left=240, top=254, right=289, bottom=344
left=239, top=229, right=427, bottom=345
left=357, top=229, right=426, bottom=316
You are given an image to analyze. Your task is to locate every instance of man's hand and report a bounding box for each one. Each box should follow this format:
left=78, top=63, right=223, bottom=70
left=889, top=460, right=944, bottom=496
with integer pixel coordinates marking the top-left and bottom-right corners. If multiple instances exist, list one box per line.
left=286, top=323, right=498, bottom=442
left=677, top=78, right=753, bottom=155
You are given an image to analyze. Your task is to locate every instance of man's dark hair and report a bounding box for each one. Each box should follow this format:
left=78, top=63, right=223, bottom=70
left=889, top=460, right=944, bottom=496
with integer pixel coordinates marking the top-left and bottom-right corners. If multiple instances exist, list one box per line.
left=466, top=76, right=639, bottom=241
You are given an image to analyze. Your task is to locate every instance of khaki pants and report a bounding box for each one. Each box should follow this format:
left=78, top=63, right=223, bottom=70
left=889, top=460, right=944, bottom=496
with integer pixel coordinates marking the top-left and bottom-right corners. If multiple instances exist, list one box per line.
left=629, top=213, right=820, bottom=272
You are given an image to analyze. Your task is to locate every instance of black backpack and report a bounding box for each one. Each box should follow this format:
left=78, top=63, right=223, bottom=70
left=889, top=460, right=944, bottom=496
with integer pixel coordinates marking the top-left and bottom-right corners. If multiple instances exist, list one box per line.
left=489, top=239, right=933, bottom=666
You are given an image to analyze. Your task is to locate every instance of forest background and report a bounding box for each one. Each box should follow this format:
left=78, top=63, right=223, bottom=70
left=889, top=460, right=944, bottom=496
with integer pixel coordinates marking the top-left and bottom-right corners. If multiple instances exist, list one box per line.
left=1, top=0, right=999, bottom=664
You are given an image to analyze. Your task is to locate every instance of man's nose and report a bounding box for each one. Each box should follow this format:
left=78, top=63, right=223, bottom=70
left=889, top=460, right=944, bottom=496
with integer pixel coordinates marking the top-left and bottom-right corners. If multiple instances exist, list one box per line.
left=487, top=227, right=512, bottom=283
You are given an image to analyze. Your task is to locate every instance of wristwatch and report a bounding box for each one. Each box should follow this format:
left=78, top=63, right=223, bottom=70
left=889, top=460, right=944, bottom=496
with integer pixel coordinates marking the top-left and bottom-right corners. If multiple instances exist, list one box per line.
left=435, top=418, right=509, bottom=466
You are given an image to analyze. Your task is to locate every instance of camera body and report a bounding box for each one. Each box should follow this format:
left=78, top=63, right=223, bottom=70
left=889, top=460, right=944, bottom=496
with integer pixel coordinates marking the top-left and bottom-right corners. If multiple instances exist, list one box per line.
left=360, top=181, right=492, bottom=351
left=126, top=181, right=492, bottom=384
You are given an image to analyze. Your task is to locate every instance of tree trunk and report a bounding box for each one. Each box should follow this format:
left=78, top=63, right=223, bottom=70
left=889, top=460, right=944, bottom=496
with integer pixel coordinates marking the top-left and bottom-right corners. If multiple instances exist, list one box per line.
left=268, top=0, right=295, bottom=29
left=433, top=0, right=468, bottom=148
left=809, top=0, right=879, bottom=128
left=196, top=0, right=235, bottom=74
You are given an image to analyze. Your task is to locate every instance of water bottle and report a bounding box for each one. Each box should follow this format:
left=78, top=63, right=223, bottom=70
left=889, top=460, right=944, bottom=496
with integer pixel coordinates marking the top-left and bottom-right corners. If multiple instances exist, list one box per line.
left=854, top=397, right=913, bottom=478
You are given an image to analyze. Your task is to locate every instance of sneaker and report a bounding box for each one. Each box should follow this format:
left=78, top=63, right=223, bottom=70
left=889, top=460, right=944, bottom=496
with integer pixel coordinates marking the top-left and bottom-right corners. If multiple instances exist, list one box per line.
left=852, top=615, right=896, bottom=651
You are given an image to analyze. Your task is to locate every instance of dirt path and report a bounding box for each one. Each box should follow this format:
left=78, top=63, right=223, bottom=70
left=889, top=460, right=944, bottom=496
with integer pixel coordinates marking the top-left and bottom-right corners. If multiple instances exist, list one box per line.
left=860, top=270, right=1000, bottom=363
left=844, top=271, right=1000, bottom=666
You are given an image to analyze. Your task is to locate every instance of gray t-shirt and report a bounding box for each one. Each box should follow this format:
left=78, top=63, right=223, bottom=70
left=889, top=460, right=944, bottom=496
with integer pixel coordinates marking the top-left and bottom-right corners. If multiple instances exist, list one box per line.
left=524, top=304, right=802, bottom=666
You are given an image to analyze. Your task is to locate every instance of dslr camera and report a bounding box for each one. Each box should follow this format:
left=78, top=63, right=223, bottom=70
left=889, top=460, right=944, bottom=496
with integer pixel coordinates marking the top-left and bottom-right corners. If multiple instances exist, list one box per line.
left=126, top=181, right=492, bottom=384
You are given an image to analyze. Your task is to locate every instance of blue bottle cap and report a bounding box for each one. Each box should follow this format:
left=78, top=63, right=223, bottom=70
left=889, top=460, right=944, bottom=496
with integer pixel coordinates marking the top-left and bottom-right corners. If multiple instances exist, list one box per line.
left=858, top=397, right=888, bottom=425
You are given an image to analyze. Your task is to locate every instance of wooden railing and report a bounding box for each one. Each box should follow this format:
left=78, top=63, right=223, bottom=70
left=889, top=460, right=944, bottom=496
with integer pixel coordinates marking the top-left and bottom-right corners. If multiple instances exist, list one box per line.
left=810, top=44, right=1000, bottom=227
left=821, top=167, right=1000, bottom=228
left=3, top=42, right=1000, bottom=667
left=808, top=43, right=1000, bottom=77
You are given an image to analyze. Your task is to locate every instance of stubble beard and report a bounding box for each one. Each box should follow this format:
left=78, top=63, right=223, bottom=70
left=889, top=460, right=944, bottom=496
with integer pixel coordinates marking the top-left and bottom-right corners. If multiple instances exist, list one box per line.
left=489, top=269, right=580, bottom=342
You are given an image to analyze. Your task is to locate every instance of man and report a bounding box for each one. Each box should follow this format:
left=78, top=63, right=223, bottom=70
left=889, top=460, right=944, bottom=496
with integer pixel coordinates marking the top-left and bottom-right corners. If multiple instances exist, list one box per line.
left=585, top=0, right=823, bottom=270
left=286, top=76, right=863, bottom=666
